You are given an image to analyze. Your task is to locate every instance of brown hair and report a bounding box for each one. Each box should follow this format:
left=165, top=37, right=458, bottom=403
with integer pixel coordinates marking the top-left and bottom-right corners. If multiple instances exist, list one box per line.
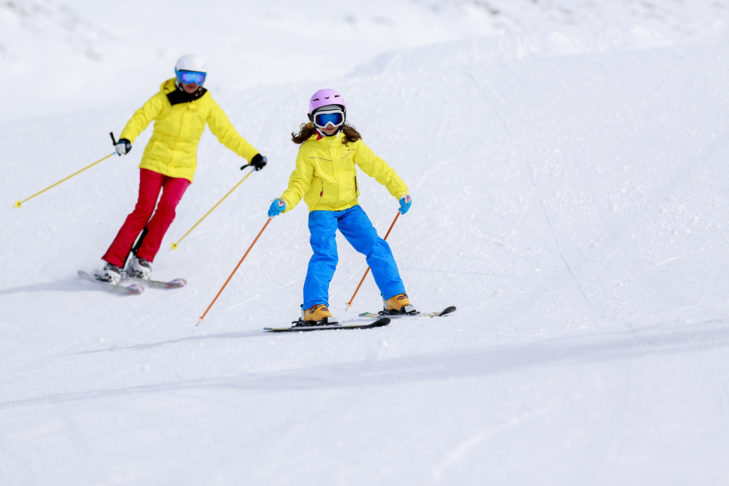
left=291, top=122, right=362, bottom=145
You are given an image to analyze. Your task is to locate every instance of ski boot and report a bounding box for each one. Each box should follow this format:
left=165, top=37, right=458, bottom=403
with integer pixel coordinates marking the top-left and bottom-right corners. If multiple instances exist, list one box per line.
left=128, top=255, right=152, bottom=280
left=96, top=262, right=123, bottom=285
left=381, top=293, right=418, bottom=316
left=293, top=304, right=339, bottom=327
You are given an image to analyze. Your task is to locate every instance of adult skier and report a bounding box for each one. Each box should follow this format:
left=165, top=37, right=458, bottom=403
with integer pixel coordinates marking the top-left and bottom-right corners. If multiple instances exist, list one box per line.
left=267, top=88, right=415, bottom=325
left=99, top=54, right=267, bottom=283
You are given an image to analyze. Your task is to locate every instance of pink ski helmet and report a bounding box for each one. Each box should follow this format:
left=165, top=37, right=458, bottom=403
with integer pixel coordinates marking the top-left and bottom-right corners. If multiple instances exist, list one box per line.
left=309, top=89, right=345, bottom=114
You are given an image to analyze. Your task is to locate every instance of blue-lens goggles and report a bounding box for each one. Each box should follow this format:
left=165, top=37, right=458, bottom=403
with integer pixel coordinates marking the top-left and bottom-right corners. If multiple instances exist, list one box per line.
left=176, top=69, right=206, bottom=85
left=313, top=110, right=344, bottom=128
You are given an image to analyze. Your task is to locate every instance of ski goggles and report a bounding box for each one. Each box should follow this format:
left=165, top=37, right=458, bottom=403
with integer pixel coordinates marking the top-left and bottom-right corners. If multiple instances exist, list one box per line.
left=175, top=69, right=207, bottom=85
left=312, top=109, right=345, bottom=128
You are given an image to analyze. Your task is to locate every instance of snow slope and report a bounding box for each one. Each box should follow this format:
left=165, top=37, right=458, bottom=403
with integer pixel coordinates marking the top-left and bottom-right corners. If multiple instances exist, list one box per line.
left=3, top=0, right=729, bottom=120
left=2, top=2, right=729, bottom=486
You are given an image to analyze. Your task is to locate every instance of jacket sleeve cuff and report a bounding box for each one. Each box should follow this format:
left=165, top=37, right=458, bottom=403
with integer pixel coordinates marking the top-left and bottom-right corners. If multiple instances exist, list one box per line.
left=280, top=197, right=293, bottom=212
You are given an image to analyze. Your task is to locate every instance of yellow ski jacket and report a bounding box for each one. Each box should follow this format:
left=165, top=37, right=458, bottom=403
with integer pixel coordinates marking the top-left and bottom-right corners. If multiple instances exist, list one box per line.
left=280, top=131, right=408, bottom=213
left=119, top=78, right=259, bottom=182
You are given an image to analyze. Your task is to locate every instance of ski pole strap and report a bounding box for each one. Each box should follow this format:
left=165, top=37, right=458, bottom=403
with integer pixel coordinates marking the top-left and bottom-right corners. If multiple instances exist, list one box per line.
left=171, top=168, right=255, bottom=250
left=346, top=211, right=401, bottom=308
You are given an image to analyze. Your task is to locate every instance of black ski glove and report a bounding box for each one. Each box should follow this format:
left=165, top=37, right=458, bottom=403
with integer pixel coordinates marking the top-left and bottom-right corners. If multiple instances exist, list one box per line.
left=115, top=138, right=132, bottom=156
left=250, top=153, right=267, bottom=171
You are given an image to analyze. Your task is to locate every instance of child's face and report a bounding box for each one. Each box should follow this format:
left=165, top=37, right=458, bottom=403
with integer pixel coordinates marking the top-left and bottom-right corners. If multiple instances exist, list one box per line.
left=321, top=124, right=339, bottom=136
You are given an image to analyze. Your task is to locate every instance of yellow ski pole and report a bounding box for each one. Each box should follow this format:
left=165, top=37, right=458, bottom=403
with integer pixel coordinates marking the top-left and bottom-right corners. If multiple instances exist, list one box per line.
left=14, top=151, right=115, bottom=208
left=171, top=167, right=255, bottom=250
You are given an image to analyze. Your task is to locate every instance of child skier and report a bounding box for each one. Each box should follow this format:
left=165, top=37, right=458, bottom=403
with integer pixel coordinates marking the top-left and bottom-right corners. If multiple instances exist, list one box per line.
left=99, top=54, right=267, bottom=284
left=267, top=88, right=415, bottom=325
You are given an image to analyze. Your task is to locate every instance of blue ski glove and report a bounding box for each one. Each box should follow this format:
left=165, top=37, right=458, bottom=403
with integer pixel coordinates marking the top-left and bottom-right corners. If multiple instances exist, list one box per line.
left=398, top=195, right=412, bottom=215
left=268, top=198, right=286, bottom=217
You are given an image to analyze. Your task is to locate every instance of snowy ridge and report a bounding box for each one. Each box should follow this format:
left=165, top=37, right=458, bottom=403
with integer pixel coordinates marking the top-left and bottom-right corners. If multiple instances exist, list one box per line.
left=352, top=28, right=720, bottom=78
left=2, top=3, right=729, bottom=485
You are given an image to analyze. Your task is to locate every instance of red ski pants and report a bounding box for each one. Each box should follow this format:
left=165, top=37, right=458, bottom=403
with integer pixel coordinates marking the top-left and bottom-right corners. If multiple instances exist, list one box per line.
left=102, top=168, right=190, bottom=267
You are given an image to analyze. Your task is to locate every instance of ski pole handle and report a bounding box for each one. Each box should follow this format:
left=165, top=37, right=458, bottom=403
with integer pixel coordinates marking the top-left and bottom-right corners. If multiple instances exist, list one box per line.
left=110, top=132, right=117, bottom=145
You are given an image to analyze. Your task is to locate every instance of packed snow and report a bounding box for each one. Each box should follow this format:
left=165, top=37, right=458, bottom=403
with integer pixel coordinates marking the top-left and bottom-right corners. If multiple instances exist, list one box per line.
left=2, top=1, right=729, bottom=485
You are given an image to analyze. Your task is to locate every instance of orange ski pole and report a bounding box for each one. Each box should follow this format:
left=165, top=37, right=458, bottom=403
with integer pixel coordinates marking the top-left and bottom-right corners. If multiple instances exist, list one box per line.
left=197, top=217, right=272, bottom=325
left=345, top=211, right=400, bottom=309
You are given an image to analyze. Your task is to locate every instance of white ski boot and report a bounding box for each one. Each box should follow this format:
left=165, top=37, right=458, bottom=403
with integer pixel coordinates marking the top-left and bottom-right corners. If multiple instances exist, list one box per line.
left=96, top=262, right=123, bottom=285
left=129, top=256, right=152, bottom=280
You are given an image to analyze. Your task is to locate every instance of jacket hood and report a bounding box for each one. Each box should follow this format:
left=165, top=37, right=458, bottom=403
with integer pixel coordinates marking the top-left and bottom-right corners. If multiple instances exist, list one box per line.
left=160, top=78, right=177, bottom=93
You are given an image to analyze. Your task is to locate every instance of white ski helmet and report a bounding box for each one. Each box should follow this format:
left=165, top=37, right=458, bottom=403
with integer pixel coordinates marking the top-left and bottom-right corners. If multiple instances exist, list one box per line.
left=175, top=54, right=207, bottom=74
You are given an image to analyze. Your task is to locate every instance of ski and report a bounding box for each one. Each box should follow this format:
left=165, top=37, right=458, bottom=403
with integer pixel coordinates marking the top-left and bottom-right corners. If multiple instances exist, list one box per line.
left=77, top=270, right=143, bottom=295
left=264, top=317, right=391, bottom=333
left=128, top=276, right=187, bottom=289
left=358, top=305, right=457, bottom=319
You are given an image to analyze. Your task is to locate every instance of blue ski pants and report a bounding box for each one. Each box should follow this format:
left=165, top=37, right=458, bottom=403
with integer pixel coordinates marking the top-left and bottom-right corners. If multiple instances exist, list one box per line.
left=303, top=205, right=405, bottom=309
